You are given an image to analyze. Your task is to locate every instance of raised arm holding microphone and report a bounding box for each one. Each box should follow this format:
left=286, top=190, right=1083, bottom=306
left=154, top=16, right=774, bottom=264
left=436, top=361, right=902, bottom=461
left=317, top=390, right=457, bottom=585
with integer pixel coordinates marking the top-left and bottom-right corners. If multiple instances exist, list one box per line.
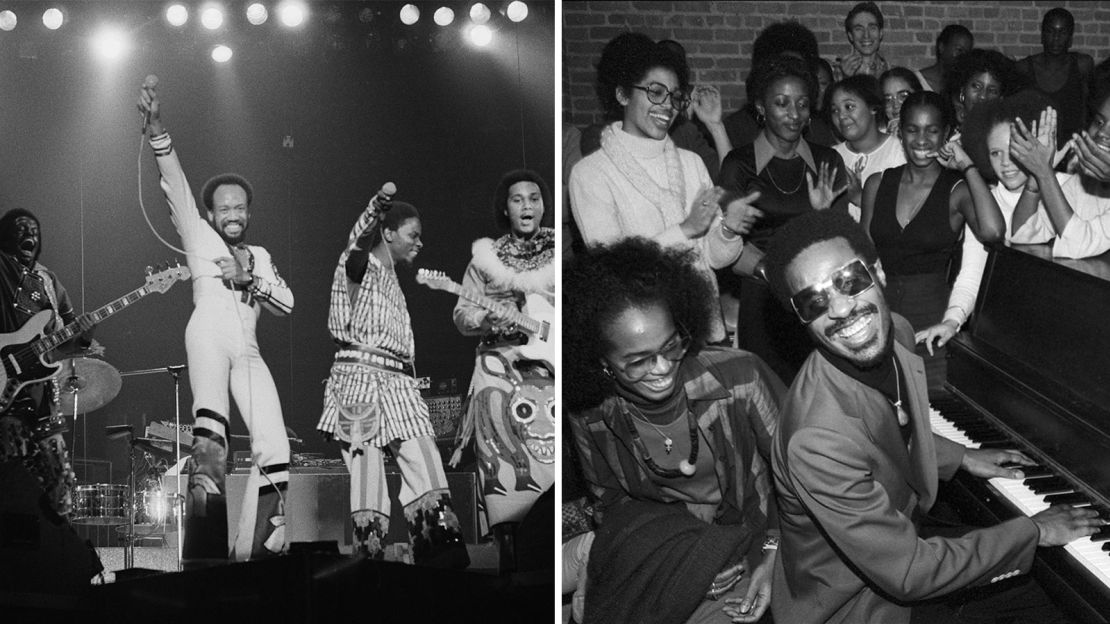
left=137, top=77, right=294, bottom=566
left=315, top=184, right=469, bottom=568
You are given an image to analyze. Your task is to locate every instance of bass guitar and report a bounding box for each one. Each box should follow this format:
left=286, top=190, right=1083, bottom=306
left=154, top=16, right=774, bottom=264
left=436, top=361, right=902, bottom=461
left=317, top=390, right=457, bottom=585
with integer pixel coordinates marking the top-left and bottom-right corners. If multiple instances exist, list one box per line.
left=416, top=268, right=553, bottom=365
left=0, top=264, right=190, bottom=412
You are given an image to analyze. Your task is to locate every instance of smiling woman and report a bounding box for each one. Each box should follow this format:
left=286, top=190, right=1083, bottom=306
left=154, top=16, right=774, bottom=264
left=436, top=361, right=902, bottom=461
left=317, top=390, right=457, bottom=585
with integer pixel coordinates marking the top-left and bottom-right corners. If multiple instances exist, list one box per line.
left=568, top=31, right=757, bottom=344
left=564, top=237, right=784, bottom=624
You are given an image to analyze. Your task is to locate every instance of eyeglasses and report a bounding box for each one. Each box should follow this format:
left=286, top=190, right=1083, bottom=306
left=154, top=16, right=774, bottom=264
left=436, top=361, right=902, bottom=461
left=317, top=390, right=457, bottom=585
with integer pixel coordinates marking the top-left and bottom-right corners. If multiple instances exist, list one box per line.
left=611, top=330, right=691, bottom=381
left=630, top=82, right=690, bottom=111
left=790, top=258, right=877, bottom=324
left=883, top=90, right=912, bottom=106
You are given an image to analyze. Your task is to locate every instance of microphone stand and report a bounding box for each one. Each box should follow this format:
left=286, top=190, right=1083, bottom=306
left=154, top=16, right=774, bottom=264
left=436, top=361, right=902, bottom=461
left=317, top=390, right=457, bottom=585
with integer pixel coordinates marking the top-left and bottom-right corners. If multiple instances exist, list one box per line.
left=120, top=363, right=187, bottom=570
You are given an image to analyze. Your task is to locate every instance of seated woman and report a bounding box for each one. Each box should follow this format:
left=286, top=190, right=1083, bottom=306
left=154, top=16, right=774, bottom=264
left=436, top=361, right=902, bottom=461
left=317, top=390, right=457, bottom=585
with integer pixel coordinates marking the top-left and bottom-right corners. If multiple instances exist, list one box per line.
left=569, top=32, right=759, bottom=344
left=719, top=54, right=849, bottom=384
left=828, top=74, right=906, bottom=219
left=879, top=67, right=923, bottom=135
left=565, top=237, right=784, bottom=624
left=860, top=91, right=1004, bottom=398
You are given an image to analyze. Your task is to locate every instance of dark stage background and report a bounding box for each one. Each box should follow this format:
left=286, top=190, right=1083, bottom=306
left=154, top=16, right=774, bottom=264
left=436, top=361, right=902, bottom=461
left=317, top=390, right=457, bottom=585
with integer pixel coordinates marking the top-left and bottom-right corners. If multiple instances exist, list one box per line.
left=0, top=1, right=555, bottom=483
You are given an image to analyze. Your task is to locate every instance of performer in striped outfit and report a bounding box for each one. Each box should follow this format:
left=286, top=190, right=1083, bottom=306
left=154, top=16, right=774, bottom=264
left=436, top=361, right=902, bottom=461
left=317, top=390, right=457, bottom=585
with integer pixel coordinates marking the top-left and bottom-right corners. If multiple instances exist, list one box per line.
left=139, top=81, right=293, bottom=565
left=317, top=192, right=469, bottom=568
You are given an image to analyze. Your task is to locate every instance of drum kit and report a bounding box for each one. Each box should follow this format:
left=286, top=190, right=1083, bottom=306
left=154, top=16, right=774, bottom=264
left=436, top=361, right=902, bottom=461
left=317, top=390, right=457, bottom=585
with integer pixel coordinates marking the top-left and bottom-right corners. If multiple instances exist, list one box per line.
left=60, top=354, right=189, bottom=569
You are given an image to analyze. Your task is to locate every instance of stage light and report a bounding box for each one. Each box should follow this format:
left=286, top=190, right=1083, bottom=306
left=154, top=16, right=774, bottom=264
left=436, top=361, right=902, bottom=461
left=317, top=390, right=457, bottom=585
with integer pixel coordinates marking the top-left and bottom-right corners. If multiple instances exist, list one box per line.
left=468, top=24, right=492, bottom=47
left=42, top=8, right=64, bottom=30
left=506, top=1, right=528, bottom=22
left=92, top=26, right=129, bottom=61
left=399, top=4, right=420, bottom=26
left=211, top=45, right=233, bottom=63
left=0, top=11, right=17, bottom=32
left=246, top=3, right=268, bottom=25
left=434, top=7, right=454, bottom=26
left=470, top=3, right=491, bottom=25
left=165, top=4, right=188, bottom=27
left=278, top=1, right=306, bottom=28
left=201, top=6, right=224, bottom=30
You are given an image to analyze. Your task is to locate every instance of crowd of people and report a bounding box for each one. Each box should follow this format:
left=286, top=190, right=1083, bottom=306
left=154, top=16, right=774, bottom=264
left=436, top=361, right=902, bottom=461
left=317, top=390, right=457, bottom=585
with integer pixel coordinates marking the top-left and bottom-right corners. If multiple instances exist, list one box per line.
left=564, top=3, right=1110, bottom=623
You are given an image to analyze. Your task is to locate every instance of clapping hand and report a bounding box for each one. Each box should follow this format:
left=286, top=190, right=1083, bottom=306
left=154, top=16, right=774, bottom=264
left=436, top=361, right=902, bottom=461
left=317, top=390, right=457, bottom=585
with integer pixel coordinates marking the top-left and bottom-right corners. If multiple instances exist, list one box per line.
left=722, top=190, right=763, bottom=237
left=690, top=85, right=724, bottom=125
left=1009, top=108, right=1057, bottom=181
left=806, top=161, right=849, bottom=210
left=1071, top=130, right=1110, bottom=183
left=681, top=186, right=727, bottom=239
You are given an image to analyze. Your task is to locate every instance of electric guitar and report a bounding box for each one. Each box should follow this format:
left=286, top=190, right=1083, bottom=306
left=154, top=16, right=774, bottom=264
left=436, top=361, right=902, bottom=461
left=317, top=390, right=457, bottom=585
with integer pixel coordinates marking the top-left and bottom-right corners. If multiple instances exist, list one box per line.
left=0, top=264, right=190, bottom=412
left=416, top=268, right=554, bottom=365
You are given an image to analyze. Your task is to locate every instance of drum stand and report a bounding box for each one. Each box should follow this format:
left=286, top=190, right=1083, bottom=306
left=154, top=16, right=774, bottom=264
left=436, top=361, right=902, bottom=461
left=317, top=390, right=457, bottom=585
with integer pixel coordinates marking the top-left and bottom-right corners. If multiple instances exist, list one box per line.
left=119, top=364, right=187, bottom=571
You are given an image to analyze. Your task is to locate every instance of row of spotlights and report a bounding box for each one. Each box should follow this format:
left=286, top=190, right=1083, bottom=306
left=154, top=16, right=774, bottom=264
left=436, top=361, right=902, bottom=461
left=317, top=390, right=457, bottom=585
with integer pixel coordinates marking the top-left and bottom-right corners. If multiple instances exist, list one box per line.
left=167, top=3, right=303, bottom=29
left=0, top=3, right=528, bottom=34
left=401, top=2, right=528, bottom=27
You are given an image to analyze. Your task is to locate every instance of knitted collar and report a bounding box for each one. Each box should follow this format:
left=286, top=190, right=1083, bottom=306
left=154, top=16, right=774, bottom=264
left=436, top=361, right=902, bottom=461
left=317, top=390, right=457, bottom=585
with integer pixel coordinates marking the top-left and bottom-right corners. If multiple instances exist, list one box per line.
left=600, top=122, right=686, bottom=222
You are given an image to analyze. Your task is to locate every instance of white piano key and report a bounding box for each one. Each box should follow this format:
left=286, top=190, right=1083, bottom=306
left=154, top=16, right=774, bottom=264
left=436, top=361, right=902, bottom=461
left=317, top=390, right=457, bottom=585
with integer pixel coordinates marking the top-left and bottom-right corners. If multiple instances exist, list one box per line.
left=931, top=404, right=1110, bottom=592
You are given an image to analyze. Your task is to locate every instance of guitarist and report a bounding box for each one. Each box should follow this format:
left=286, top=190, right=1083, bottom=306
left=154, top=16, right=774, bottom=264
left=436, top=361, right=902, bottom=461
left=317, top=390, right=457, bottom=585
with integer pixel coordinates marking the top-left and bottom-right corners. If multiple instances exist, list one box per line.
left=450, top=169, right=555, bottom=572
left=0, top=208, right=97, bottom=519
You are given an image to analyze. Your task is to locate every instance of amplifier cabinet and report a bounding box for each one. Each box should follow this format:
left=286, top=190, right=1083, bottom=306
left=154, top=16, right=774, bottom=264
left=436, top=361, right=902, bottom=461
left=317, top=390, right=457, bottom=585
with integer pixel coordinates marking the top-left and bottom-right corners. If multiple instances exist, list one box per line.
left=220, top=467, right=481, bottom=550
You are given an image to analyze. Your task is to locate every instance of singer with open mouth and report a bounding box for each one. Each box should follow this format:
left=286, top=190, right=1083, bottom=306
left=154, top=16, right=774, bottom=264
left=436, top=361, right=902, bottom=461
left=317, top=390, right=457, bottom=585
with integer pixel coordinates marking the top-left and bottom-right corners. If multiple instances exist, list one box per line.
left=137, top=76, right=294, bottom=566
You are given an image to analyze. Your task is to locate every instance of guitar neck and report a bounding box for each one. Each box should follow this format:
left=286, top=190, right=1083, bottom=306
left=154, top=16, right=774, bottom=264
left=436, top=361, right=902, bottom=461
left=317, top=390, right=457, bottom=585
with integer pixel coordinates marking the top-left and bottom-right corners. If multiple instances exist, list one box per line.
left=445, top=283, right=542, bottom=335
left=35, top=285, right=153, bottom=355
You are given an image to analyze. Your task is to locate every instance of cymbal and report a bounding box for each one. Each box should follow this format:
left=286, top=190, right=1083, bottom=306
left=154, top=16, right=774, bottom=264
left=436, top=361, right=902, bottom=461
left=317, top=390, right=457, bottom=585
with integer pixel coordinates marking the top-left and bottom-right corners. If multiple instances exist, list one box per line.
left=132, top=437, right=174, bottom=455
left=54, top=357, right=122, bottom=414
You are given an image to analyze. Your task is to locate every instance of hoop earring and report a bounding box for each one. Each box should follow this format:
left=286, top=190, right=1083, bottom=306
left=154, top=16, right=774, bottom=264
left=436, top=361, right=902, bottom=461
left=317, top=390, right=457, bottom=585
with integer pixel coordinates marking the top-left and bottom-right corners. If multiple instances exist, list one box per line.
left=601, top=366, right=615, bottom=380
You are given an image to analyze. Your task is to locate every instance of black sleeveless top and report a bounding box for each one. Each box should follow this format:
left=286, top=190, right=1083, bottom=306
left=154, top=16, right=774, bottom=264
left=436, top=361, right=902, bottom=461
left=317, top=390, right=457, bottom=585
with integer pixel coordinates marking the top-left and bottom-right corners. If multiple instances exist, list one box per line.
left=870, top=165, right=963, bottom=275
left=1037, top=54, right=1087, bottom=151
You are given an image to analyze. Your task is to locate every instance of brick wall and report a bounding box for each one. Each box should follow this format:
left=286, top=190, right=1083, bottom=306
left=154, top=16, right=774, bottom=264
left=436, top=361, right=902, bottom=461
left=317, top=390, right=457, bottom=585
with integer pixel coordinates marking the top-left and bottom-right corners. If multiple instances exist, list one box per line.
left=563, top=1, right=1110, bottom=126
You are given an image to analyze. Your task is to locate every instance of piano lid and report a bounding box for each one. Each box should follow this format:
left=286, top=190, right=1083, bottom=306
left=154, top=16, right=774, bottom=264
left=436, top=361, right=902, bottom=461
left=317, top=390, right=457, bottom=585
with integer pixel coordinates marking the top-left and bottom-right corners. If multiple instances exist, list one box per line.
left=964, top=242, right=1110, bottom=431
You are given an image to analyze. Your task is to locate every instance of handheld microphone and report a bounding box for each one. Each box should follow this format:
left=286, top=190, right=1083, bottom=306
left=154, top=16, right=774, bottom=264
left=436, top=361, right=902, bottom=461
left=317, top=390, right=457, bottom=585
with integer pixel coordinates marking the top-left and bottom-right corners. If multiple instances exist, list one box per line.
left=373, top=181, right=397, bottom=212
left=141, top=74, right=159, bottom=134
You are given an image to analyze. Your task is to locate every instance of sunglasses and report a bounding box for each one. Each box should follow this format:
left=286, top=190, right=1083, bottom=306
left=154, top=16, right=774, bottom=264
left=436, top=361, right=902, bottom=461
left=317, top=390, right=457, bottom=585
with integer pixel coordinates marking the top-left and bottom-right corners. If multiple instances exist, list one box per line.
left=612, top=330, right=691, bottom=381
left=629, top=82, right=691, bottom=111
left=790, top=258, right=877, bottom=324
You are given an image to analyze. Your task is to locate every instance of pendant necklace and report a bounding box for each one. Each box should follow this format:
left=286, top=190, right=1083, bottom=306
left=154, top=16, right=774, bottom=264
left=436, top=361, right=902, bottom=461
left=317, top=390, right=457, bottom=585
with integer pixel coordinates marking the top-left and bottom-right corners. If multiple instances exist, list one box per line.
left=619, top=399, right=698, bottom=477
left=891, top=356, right=910, bottom=427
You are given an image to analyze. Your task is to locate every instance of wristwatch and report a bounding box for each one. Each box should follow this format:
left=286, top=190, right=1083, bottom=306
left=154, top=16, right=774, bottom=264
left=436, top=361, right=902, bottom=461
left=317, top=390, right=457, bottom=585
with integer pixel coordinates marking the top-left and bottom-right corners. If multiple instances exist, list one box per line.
left=762, top=535, right=780, bottom=552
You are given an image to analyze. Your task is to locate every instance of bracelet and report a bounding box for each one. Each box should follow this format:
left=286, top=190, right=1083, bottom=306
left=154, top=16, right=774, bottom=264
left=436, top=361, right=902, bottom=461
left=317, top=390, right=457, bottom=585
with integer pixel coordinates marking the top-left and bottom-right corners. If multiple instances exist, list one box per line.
left=762, top=535, right=780, bottom=552
left=960, top=163, right=976, bottom=175
left=720, top=222, right=744, bottom=239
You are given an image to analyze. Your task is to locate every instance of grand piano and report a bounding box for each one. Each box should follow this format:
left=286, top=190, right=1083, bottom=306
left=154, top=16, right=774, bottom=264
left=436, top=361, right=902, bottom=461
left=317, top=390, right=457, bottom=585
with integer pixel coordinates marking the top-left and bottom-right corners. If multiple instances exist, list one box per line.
left=929, top=242, right=1110, bottom=622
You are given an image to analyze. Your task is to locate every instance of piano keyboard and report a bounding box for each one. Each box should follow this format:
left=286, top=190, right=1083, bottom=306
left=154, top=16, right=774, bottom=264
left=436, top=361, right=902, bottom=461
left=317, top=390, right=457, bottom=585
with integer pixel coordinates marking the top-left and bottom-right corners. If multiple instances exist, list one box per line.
left=929, top=399, right=1110, bottom=590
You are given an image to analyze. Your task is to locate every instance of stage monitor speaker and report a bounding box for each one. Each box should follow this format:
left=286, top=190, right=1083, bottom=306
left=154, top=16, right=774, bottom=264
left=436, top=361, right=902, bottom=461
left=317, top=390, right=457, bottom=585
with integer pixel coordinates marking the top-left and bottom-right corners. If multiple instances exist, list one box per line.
left=220, top=468, right=481, bottom=550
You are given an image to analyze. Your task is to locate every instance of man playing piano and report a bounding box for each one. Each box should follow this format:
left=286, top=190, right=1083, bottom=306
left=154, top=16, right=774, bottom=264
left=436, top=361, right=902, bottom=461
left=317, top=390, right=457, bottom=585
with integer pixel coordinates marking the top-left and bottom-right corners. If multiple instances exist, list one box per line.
left=762, top=209, right=1103, bottom=624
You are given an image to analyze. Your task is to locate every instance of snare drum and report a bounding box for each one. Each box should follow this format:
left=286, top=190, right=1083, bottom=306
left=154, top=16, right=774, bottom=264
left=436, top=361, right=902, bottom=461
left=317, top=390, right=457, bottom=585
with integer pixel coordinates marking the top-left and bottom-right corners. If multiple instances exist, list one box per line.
left=135, top=489, right=179, bottom=527
left=71, top=483, right=129, bottom=525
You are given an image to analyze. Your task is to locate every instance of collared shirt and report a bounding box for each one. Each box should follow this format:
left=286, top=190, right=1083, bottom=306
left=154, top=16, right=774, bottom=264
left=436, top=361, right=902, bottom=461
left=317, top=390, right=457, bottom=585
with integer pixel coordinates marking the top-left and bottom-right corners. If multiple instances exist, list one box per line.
left=752, top=130, right=818, bottom=176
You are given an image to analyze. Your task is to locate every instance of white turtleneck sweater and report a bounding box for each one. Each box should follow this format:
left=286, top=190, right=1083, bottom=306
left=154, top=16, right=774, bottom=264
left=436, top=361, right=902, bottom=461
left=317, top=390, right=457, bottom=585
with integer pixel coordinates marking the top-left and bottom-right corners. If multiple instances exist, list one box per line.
left=568, top=122, right=742, bottom=342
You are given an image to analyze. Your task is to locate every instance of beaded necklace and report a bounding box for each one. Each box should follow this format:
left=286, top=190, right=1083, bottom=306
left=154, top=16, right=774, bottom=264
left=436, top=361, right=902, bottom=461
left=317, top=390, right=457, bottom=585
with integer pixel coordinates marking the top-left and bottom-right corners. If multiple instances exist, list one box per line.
left=619, top=399, right=698, bottom=478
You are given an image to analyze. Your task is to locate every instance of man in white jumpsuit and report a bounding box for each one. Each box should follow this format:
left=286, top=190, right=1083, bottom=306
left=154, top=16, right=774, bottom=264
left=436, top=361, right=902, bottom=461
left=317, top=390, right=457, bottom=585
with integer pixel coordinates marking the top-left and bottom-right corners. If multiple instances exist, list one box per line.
left=139, top=82, right=293, bottom=564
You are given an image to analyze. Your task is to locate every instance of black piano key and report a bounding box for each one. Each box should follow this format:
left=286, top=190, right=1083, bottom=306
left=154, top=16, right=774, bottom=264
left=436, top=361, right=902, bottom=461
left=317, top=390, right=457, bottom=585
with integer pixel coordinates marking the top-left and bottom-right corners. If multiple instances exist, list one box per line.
left=1019, top=466, right=1053, bottom=478
left=1044, top=492, right=1091, bottom=505
left=978, top=441, right=1019, bottom=449
left=1090, top=526, right=1110, bottom=542
left=1030, top=479, right=1072, bottom=495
